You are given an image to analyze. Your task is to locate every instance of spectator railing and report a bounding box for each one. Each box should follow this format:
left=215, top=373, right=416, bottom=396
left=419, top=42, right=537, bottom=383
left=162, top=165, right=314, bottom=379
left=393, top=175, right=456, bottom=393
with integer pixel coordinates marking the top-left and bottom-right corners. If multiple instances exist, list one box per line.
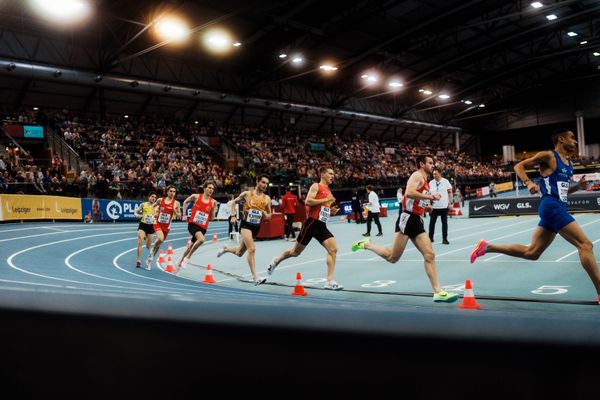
left=47, top=127, right=81, bottom=175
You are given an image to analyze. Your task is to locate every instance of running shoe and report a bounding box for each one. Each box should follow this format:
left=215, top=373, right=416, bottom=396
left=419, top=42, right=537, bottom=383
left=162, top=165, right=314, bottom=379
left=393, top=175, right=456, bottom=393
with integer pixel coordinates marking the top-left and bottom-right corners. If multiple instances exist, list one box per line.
left=351, top=237, right=371, bottom=252
left=217, top=246, right=226, bottom=258
left=267, top=257, right=278, bottom=276
left=145, top=256, right=152, bottom=271
left=178, top=257, right=188, bottom=270
left=324, top=280, right=344, bottom=290
left=470, top=239, right=490, bottom=264
left=136, top=261, right=141, bottom=269
left=254, top=277, right=267, bottom=286
left=433, top=290, right=459, bottom=303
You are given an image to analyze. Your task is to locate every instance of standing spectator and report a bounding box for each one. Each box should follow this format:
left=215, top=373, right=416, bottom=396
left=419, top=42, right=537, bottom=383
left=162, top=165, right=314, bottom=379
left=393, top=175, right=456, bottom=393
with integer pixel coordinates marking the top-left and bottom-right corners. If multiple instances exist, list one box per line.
left=224, top=194, right=239, bottom=239
left=489, top=180, right=497, bottom=198
left=428, top=168, right=452, bottom=244
left=397, top=187, right=403, bottom=213
left=351, top=189, right=364, bottom=224
left=363, top=184, right=382, bottom=237
left=281, top=189, right=299, bottom=241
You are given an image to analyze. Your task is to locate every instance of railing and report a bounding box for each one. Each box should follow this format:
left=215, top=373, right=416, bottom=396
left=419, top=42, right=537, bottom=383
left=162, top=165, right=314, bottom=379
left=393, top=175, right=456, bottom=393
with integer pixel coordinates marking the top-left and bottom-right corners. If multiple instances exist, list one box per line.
left=46, top=127, right=81, bottom=175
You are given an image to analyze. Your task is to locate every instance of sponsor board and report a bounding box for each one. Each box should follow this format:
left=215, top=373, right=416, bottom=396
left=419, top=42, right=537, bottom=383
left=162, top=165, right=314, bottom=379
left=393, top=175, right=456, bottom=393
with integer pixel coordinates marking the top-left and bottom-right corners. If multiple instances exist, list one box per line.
left=0, top=194, right=81, bottom=221
left=82, top=198, right=144, bottom=221
left=469, top=192, right=600, bottom=217
left=339, top=198, right=400, bottom=215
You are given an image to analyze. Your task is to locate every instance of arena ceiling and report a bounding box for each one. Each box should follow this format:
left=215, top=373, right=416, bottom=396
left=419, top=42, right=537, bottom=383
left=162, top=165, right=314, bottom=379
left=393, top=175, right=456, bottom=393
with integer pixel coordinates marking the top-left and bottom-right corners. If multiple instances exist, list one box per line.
left=1, top=0, right=600, bottom=144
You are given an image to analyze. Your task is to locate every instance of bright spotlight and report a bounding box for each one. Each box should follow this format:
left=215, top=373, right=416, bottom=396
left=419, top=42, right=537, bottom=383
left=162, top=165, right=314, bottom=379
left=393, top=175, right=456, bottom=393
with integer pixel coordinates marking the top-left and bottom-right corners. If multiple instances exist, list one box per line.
left=28, top=0, right=92, bottom=25
left=291, top=56, right=303, bottom=64
left=531, top=2, right=543, bottom=8
left=319, top=64, right=338, bottom=72
left=420, top=89, right=433, bottom=95
left=233, top=42, right=242, bottom=47
left=361, top=74, right=378, bottom=84
left=478, top=104, right=486, bottom=108
left=279, top=53, right=287, bottom=59
left=202, top=29, right=233, bottom=54
left=438, top=93, right=450, bottom=100
left=155, top=18, right=189, bottom=42
left=388, top=80, right=403, bottom=89
left=463, top=100, right=473, bottom=105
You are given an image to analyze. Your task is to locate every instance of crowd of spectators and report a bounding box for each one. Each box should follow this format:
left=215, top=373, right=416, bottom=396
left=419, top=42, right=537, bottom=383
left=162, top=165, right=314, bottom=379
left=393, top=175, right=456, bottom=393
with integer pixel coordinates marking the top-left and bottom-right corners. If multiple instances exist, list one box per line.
left=2, top=107, right=517, bottom=199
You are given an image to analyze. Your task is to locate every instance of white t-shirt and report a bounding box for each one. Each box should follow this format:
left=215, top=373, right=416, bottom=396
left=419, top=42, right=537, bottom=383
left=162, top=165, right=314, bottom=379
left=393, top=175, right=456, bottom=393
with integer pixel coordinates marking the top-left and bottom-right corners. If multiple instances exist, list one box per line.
left=367, top=191, right=381, bottom=212
left=429, top=178, right=452, bottom=209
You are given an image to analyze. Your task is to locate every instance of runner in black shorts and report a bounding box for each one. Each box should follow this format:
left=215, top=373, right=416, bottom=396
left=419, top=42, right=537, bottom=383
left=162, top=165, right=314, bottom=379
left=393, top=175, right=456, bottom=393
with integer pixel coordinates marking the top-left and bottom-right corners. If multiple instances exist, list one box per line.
left=133, top=193, right=157, bottom=269
left=239, top=220, right=260, bottom=239
left=351, top=155, right=459, bottom=303
left=267, top=166, right=344, bottom=290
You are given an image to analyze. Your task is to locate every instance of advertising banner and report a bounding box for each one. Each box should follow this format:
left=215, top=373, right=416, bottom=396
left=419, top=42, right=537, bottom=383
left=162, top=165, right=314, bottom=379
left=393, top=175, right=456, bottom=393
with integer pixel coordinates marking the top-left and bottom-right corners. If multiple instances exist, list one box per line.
left=469, top=192, right=600, bottom=217
left=0, top=195, right=82, bottom=221
left=82, top=198, right=144, bottom=222
left=495, top=182, right=514, bottom=193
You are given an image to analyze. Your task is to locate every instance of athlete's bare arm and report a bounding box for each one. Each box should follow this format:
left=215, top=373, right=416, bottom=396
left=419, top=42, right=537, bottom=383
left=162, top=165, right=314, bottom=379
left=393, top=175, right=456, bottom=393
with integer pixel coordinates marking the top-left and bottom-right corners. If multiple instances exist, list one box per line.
left=264, top=196, right=272, bottom=220
left=406, top=172, right=439, bottom=201
left=181, top=194, right=198, bottom=222
left=514, top=150, right=553, bottom=194
left=230, top=191, right=248, bottom=222
left=304, top=183, right=334, bottom=206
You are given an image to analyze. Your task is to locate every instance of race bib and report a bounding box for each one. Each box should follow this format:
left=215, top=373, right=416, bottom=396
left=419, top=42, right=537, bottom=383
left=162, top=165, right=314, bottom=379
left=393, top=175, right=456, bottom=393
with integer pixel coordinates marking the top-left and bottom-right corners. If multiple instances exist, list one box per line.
left=558, top=182, right=569, bottom=202
left=398, top=212, right=410, bottom=234
left=246, top=209, right=262, bottom=224
left=319, top=206, right=330, bottom=223
left=157, top=212, right=170, bottom=224
left=143, top=215, right=154, bottom=224
left=193, top=211, right=209, bottom=225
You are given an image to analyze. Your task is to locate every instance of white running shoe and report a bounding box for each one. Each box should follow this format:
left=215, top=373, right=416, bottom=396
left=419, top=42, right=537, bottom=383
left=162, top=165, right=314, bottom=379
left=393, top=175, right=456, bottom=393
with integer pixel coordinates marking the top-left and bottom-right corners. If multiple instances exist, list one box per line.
left=324, top=280, right=343, bottom=291
left=217, top=246, right=226, bottom=258
left=145, top=257, right=152, bottom=271
left=254, top=277, right=267, bottom=286
left=267, top=257, right=278, bottom=276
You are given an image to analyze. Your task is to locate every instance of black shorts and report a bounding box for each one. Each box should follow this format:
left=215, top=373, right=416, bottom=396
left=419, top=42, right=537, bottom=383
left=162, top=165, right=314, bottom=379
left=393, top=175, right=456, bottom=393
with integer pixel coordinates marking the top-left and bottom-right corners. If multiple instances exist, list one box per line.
left=240, top=221, right=261, bottom=239
left=137, top=222, right=155, bottom=236
left=395, top=212, right=426, bottom=240
left=188, top=223, right=207, bottom=243
left=297, top=217, right=334, bottom=246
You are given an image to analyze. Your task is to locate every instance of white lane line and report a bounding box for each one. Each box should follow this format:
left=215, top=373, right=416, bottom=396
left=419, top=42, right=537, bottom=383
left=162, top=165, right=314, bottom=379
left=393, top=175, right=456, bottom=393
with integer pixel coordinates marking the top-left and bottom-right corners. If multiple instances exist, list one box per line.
left=0, top=224, right=85, bottom=233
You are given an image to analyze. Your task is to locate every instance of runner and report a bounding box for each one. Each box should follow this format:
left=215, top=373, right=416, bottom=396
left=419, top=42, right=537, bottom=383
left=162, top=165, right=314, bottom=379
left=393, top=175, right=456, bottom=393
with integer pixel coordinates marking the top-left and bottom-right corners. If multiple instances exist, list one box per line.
left=267, top=166, right=344, bottom=290
left=178, top=182, right=217, bottom=270
left=351, top=155, right=459, bottom=302
left=134, top=192, right=157, bottom=268
left=145, top=185, right=181, bottom=270
left=470, top=128, right=600, bottom=303
left=217, top=175, right=272, bottom=285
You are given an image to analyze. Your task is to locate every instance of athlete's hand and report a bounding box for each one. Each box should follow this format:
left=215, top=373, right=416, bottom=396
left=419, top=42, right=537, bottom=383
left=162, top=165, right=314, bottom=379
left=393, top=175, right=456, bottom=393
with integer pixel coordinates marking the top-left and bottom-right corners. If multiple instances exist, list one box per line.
left=264, top=213, right=272, bottom=221
left=424, top=205, right=433, bottom=212
left=231, top=216, right=237, bottom=224
left=330, top=206, right=339, bottom=215
left=526, top=181, right=539, bottom=194
left=431, top=193, right=441, bottom=201
left=182, top=215, right=188, bottom=222
left=576, top=175, right=588, bottom=190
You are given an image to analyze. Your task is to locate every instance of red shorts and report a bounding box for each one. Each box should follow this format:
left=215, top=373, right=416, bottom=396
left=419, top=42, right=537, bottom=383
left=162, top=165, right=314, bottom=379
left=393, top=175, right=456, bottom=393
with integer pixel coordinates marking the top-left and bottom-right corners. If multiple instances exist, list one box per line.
left=153, top=223, right=170, bottom=239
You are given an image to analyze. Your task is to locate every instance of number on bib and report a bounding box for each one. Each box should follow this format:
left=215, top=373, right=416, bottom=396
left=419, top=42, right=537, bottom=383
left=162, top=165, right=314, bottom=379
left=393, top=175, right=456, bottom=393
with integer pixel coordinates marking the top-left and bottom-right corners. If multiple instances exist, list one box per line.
left=157, top=212, right=170, bottom=224
left=558, top=182, right=569, bottom=202
left=246, top=209, right=262, bottom=224
left=193, top=211, right=208, bottom=226
left=319, top=206, right=330, bottom=223
left=143, top=215, right=154, bottom=224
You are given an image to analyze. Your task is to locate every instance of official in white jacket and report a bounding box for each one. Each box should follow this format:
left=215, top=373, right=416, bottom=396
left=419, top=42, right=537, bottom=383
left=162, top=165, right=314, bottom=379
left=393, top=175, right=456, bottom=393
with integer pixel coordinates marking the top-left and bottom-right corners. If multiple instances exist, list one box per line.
left=428, top=169, right=453, bottom=244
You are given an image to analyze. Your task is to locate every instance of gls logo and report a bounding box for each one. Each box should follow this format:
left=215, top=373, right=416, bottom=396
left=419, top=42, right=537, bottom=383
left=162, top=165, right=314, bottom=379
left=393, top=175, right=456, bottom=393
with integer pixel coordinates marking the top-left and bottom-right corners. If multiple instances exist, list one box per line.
left=493, top=204, right=510, bottom=210
left=517, top=202, right=532, bottom=209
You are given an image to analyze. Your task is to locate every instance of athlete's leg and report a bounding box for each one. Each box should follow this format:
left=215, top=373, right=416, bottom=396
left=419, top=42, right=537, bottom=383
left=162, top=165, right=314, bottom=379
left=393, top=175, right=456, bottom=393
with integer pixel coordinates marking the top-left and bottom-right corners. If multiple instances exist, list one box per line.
left=151, top=230, right=166, bottom=258
left=272, top=241, right=306, bottom=266
left=487, top=226, right=556, bottom=260
left=559, top=221, right=600, bottom=294
left=136, top=229, right=145, bottom=263
left=363, top=232, right=410, bottom=262
left=411, top=233, right=441, bottom=293
left=321, top=237, right=338, bottom=282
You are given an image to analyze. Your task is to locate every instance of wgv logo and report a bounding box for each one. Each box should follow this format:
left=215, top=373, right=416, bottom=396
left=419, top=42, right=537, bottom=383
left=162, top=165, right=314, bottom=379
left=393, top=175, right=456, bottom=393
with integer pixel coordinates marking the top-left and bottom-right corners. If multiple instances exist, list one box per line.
left=493, top=203, right=510, bottom=210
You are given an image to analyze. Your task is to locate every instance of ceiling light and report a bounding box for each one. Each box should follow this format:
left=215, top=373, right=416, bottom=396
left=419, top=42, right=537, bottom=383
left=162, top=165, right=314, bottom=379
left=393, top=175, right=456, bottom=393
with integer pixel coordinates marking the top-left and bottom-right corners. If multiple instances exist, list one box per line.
left=202, top=29, right=233, bottom=54
left=531, top=2, right=543, bottom=8
left=388, top=80, right=403, bottom=88
left=124, top=115, right=129, bottom=119
left=567, top=32, right=578, bottom=37
left=546, top=14, right=557, bottom=20
left=291, top=56, right=303, bottom=64
left=233, top=42, right=242, bottom=47
left=478, top=104, right=485, bottom=108
left=593, top=52, right=600, bottom=56
left=463, top=100, right=473, bottom=105
left=28, top=0, right=92, bottom=25
left=580, top=41, right=588, bottom=45
left=319, top=64, right=338, bottom=72
left=155, top=18, right=189, bottom=42
left=422, top=89, right=433, bottom=95
left=279, top=53, right=287, bottom=58
left=438, top=94, right=450, bottom=100
left=33, top=107, right=38, bottom=111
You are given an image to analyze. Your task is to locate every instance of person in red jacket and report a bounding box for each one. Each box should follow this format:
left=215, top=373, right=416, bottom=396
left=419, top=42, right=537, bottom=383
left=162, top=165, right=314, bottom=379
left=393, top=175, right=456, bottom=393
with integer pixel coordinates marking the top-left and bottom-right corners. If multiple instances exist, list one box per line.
left=281, top=189, right=299, bottom=241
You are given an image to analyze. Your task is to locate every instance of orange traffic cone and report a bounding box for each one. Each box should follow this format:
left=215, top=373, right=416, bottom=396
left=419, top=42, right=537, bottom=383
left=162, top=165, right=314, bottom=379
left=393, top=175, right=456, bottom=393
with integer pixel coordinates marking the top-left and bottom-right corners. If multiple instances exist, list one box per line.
left=291, top=272, right=309, bottom=296
left=157, top=249, right=165, bottom=264
left=212, top=233, right=218, bottom=242
left=202, top=264, right=216, bottom=284
left=458, top=279, right=481, bottom=310
left=165, top=256, right=175, bottom=273
left=167, top=243, right=173, bottom=256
